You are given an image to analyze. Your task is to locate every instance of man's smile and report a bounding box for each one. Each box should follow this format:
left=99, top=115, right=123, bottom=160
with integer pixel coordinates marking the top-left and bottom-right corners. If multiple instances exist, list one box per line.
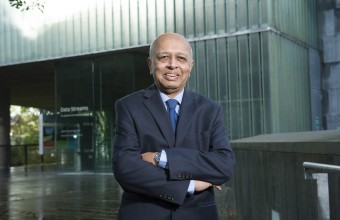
left=164, top=73, right=179, bottom=80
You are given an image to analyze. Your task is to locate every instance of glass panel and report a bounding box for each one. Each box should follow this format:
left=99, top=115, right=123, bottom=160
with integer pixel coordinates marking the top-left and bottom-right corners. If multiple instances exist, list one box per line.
left=195, top=41, right=207, bottom=95
left=88, top=2, right=98, bottom=51
left=260, top=0, right=269, bottom=26
left=174, top=0, right=185, bottom=34
left=184, top=0, right=195, bottom=38
left=165, top=0, right=175, bottom=33
left=249, top=33, right=263, bottom=135
left=0, top=7, right=4, bottom=64
left=215, top=0, right=226, bottom=34
left=103, top=0, right=113, bottom=49
left=205, top=0, right=215, bottom=35
left=237, top=0, right=248, bottom=30
left=138, top=0, right=148, bottom=44
left=216, top=38, right=229, bottom=133
left=129, top=0, right=139, bottom=46
left=249, top=0, right=259, bottom=28
left=195, top=0, right=205, bottom=36
left=113, top=1, right=122, bottom=47
left=121, top=0, right=130, bottom=47
left=238, top=35, right=251, bottom=138
left=73, top=12, right=82, bottom=54
left=55, top=51, right=150, bottom=173
left=156, top=0, right=165, bottom=35
left=260, top=32, right=271, bottom=133
left=93, top=53, right=150, bottom=172
left=227, top=36, right=240, bottom=139
left=95, top=0, right=105, bottom=51
left=206, top=39, right=217, bottom=99
left=187, top=42, right=197, bottom=90
left=55, top=60, right=94, bottom=172
left=227, top=0, right=236, bottom=32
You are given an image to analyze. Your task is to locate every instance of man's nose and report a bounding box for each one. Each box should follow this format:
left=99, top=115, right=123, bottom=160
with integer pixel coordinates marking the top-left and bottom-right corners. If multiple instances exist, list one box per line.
left=166, top=57, right=178, bottom=69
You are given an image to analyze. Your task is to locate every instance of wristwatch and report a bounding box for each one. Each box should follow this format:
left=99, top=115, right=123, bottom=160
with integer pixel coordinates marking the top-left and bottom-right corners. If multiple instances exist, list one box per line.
left=154, top=152, right=161, bottom=166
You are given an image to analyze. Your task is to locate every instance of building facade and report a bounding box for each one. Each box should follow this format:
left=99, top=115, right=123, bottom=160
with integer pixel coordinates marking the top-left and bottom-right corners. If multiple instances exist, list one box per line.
left=0, top=0, right=334, bottom=173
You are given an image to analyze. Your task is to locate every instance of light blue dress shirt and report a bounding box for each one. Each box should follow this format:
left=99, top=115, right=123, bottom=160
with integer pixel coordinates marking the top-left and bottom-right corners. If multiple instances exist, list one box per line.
left=158, top=89, right=195, bottom=195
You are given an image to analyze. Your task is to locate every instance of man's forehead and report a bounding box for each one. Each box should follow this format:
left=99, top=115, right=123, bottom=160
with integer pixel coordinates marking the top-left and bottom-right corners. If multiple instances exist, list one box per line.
left=156, top=49, right=190, bottom=55
left=155, top=42, right=192, bottom=56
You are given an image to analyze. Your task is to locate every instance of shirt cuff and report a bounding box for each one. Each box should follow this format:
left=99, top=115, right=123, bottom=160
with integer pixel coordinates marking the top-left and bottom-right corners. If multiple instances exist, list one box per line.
left=187, top=180, right=195, bottom=195
left=158, top=150, right=167, bottom=168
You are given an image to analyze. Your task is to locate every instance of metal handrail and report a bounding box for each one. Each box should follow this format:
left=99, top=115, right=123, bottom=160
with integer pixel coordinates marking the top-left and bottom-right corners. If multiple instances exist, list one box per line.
left=303, top=161, right=340, bottom=173
left=1, top=144, right=40, bottom=170
left=0, top=144, right=38, bottom=147
left=303, top=162, right=340, bottom=220
left=303, top=162, right=340, bottom=180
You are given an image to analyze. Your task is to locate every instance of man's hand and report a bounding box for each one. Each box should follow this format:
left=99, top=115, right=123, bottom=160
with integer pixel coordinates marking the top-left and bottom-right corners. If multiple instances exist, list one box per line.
left=194, top=180, right=222, bottom=192
left=141, top=153, right=222, bottom=192
left=141, top=152, right=158, bottom=166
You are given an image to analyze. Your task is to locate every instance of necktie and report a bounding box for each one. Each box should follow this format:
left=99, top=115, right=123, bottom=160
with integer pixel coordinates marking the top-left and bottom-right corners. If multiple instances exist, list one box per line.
left=166, top=99, right=178, bottom=133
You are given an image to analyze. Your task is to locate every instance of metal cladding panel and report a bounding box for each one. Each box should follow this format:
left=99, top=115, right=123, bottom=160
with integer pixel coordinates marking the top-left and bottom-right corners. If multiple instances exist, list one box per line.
left=0, top=0, right=318, bottom=66
left=231, top=131, right=340, bottom=219
left=267, top=32, right=311, bottom=133
left=186, top=32, right=312, bottom=140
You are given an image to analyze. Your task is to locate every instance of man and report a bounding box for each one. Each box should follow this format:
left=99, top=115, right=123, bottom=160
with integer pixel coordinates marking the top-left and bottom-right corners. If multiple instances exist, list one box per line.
left=112, top=33, right=235, bottom=220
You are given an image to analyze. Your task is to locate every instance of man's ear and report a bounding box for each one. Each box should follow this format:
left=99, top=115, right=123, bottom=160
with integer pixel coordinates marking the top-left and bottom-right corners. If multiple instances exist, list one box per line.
left=189, top=60, right=195, bottom=72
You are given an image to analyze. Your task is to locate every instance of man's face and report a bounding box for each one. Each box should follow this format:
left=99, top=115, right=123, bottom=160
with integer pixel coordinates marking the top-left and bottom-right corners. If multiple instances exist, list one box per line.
left=148, top=34, right=194, bottom=98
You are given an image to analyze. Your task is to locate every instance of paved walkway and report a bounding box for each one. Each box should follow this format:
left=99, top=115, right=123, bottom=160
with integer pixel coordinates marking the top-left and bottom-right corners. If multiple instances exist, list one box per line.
left=0, top=166, right=121, bottom=220
left=0, top=166, right=233, bottom=220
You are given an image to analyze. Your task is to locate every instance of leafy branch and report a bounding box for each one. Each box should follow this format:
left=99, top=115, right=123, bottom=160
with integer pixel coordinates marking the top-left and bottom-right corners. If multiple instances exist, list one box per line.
left=9, top=0, right=45, bottom=13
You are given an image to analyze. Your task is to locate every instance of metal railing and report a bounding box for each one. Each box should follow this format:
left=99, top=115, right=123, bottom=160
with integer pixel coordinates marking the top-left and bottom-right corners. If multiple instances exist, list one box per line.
left=303, top=162, right=340, bottom=220
left=1, top=144, right=55, bottom=172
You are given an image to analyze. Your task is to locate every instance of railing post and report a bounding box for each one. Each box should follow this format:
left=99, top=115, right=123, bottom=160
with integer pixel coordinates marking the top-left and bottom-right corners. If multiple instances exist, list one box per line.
left=40, top=154, right=44, bottom=171
left=24, top=145, right=28, bottom=173
left=303, top=162, right=340, bottom=220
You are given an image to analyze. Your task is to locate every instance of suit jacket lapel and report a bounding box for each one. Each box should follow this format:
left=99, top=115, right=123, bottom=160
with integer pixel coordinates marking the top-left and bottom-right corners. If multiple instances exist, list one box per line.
left=175, top=89, right=198, bottom=146
left=142, top=85, right=175, bottom=147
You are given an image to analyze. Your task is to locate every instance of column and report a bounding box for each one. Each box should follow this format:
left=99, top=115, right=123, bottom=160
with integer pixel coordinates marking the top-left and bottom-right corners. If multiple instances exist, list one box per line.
left=0, top=89, right=10, bottom=176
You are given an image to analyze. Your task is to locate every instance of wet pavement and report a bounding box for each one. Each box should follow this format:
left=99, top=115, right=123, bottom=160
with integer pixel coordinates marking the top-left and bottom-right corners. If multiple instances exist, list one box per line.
left=0, top=166, right=234, bottom=220
left=0, top=166, right=121, bottom=220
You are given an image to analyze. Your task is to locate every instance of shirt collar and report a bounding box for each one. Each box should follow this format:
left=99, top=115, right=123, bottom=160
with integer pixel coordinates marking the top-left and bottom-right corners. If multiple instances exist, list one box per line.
left=159, top=89, right=184, bottom=105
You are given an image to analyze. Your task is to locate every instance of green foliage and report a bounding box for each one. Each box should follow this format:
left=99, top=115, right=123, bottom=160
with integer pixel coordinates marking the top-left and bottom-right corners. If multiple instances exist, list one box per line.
left=10, top=106, right=56, bottom=166
left=9, top=0, right=45, bottom=12
left=10, top=106, right=39, bottom=145
left=10, top=106, right=40, bottom=166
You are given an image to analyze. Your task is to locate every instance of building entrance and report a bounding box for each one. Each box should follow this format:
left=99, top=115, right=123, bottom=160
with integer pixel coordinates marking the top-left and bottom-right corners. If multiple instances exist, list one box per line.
left=55, top=52, right=151, bottom=172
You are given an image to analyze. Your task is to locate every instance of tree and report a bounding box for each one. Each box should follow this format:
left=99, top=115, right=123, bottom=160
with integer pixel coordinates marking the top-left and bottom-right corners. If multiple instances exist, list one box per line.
left=10, top=106, right=40, bottom=166
left=10, top=106, right=39, bottom=145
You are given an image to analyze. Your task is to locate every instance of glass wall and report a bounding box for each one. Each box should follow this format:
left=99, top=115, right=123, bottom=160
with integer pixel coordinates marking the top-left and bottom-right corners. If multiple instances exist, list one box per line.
left=47, top=0, right=317, bottom=172
left=55, top=32, right=313, bottom=173
left=55, top=52, right=151, bottom=172
left=0, top=0, right=317, bottom=67
left=188, top=32, right=311, bottom=140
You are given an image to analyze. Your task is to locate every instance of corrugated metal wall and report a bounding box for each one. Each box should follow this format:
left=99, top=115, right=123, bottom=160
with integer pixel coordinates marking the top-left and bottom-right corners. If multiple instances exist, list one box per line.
left=0, top=0, right=317, bottom=66
left=0, top=0, right=317, bottom=139
left=187, top=31, right=311, bottom=140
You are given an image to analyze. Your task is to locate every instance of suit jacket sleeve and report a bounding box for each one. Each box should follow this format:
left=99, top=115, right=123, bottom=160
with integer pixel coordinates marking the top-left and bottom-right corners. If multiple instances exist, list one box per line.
left=165, top=104, right=236, bottom=185
left=112, top=98, right=190, bottom=206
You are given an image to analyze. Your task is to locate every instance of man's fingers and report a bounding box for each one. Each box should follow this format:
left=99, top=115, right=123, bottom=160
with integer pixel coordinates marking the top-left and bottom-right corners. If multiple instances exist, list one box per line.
left=214, top=185, right=222, bottom=191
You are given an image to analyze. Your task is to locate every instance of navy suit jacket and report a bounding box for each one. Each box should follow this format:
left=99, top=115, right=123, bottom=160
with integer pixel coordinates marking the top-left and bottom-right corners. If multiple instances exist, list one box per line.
left=112, top=84, right=235, bottom=220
